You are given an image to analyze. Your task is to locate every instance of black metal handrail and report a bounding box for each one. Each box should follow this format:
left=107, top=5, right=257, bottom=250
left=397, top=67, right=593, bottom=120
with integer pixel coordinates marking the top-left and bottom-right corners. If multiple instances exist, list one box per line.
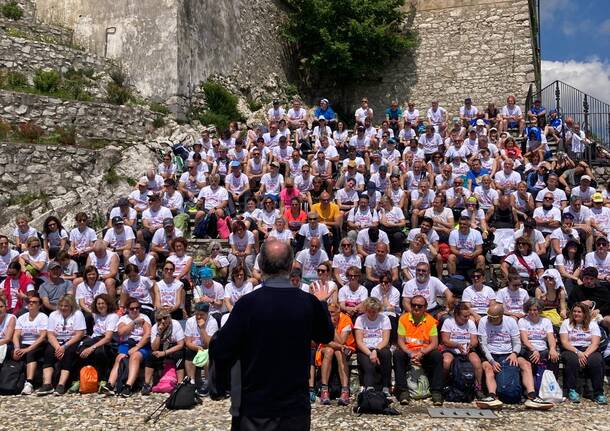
left=526, top=80, right=610, bottom=157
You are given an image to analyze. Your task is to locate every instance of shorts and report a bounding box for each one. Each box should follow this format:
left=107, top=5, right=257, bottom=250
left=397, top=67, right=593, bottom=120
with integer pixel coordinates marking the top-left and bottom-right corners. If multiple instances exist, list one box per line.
left=456, top=256, right=475, bottom=267
left=118, top=342, right=151, bottom=361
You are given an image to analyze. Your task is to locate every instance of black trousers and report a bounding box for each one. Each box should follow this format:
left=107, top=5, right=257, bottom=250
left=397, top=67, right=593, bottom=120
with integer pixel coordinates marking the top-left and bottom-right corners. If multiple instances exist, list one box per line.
left=43, top=343, right=79, bottom=372
left=356, top=347, right=392, bottom=389
left=231, top=414, right=310, bottom=431
left=393, top=348, right=444, bottom=393
left=561, top=350, right=605, bottom=396
left=20, top=342, right=46, bottom=364
left=78, top=336, right=115, bottom=380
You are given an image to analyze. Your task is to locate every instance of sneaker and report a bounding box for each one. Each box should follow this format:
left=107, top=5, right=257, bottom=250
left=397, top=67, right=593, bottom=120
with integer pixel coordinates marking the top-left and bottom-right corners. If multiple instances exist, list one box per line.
left=309, top=389, right=316, bottom=403
left=98, top=380, right=107, bottom=394
left=475, top=390, right=486, bottom=401
left=68, top=381, right=80, bottom=393
left=382, top=387, right=392, bottom=399
left=36, top=384, right=54, bottom=396
left=337, top=390, right=350, bottom=406
left=431, top=391, right=443, bottom=406
left=100, top=383, right=115, bottom=396
left=398, top=391, right=410, bottom=405
left=120, top=385, right=132, bottom=398
left=524, top=397, right=553, bottom=410
left=141, top=384, right=152, bottom=396
left=21, top=382, right=34, bottom=395
left=54, top=385, right=66, bottom=396
left=568, top=389, right=581, bottom=403
left=196, top=387, right=209, bottom=397
left=476, top=395, right=503, bottom=410
left=320, top=389, right=331, bottom=405
left=595, top=394, right=608, bottom=405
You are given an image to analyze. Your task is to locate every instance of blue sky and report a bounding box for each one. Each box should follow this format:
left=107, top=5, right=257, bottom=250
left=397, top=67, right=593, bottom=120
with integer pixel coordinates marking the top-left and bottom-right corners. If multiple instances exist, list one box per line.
left=540, top=0, right=610, bottom=102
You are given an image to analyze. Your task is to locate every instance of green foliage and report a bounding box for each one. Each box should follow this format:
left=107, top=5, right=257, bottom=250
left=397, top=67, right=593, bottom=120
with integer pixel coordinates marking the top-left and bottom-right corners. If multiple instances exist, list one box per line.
left=246, top=97, right=263, bottom=112
left=150, top=102, right=170, bottom=115
left=5, top=27, right=28, bottom=38
left=1, top=1, right=23, bottom=20
left=199, top=80, right=243, bottom=131
left=0, top=119, right=12, bottom=139
left=55, top=126, right=77, bottom=145
left=106, top=82, right=132, bottom=105
left=7, top=192, right=48, bottom=207
left=0, top=70, right=28, bottom=89
left=152, top=116, right=165, bottom=128
left=17, top=121, right=43, bottom=143
left=103, top=167, right=120, bottom=185
left=283, top=83, right=299, bottom=100
left=33, top=69, right=60, bottom=93
left=281, top=0, right=416, bottom=87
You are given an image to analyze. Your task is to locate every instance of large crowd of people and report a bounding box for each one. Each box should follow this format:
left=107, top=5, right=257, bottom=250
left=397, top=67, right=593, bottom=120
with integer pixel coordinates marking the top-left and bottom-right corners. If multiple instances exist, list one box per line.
left=0, top=94, right=609, bottom=410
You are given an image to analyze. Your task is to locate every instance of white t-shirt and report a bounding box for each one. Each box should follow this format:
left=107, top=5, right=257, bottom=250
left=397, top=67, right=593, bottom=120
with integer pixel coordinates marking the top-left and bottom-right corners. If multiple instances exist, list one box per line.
left=532, top=206, right=561, bottom=234
left=297, top=223, right=330, bottom=246
left=167, top=254, right=192, bottom=279
left=356, top=229, right=389, bottom=255
left=0, top=249, right=19, bottom=278
left=370, top=286, right=401, bottom=317
left=158, top=279, right=183, bottom=308
left=549, top=227, right=579, bottom=259
left=198, top=186, right=229, bottom=211
left=16, top=312, right=48, bottom=345
left=224, top=281, right=254, bottom=305
left=478, top=315, right=519, bottom=355
left=495, top=287, right=530, bottom=314
left=0, top=314, right=15, bottom=339
left=462, top=285, right=496, bottom=315
left=295, top=249, right=329, bottom=280
left=418, top=133, right=443, bottom=154
left=535, top=188, right=567, bottom=208
left=122, top=276, right=155, bottom=305
left=103, top=227, right=135, bottom=250
left=518, top=317, right=553, bottom=351
left=400, top=250, right=429, bottom=278
left=229, top=231, right=255, bottom=252
left=379, top=207, right=405, bottom=225
left=559, top=319, right=601, bottom=348
left=184, top=315, right=218, bottom=347
left=584, top=252, right=610, bottom=277
left=225, top=173, right=250, bottom=194
left=590, top=206, right=610, bottom=234
left=493, top=170, right=521, bottom=192
left=364, top=254, right=399, bottom=279
left=117, top=313, right=151, bottom=342
left=448, top=229, right=483, bottom=254
left=47, top=310, right=87, bottom=343
left=441, top=317, right=477, bottom=354
left=151, top=319, right=185, bottom=343
left=75, top=281, right=108, bottom=309
left=503, top=253, right=543, bottom=278
left=338, top=285, right=368, bottom=308
left=354, top=314, right=391, bottom=349
left=92, top=313, right=119, bottom=338
left=332, top=253, right=361, bottom=284
left=402, top=277, right=448, bottom=310
left=69, top=227, right=97, bottom=253
left=194, top=281, right=226, bottom=314
left=260, top=173, right=284, bottom=195
left=347, top=207, right=378, bottom=228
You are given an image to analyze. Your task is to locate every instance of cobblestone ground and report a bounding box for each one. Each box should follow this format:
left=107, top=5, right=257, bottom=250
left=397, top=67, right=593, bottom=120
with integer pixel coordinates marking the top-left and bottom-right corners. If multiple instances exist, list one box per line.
left=0, top=394, right=609, bottom=431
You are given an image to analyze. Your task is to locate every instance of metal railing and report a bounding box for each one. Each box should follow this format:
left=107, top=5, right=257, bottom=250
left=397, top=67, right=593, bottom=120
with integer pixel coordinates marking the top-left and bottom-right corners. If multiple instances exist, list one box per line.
left=526, top=80, right=610, bottom=162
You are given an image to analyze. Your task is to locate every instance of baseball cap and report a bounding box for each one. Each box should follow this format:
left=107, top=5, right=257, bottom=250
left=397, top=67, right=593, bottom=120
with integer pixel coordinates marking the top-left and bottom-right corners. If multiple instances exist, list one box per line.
left=48, top=261, right=61, bottom=270
left=357, top=125, right=365, bottom=132
left=111, top=216, right=124, bottom=225
left=270, top=161, right=280, bottom=168
left=273, top=99, right=280, bottom=104
left=387, top=137, right=396, bottom=144
left=466, top=197, right=478, bottom=204
left=592, top=192, right=604, bottom=203
left=464, top=97, right=472, bottom=103
left=476, top=119, right=485, bottom=126
left=117, top=197, right=129, bottom=207
left=320, top=98, right=329, bottom=104
left=347, top=160, right=357, bottom=168
left=147, top=192, right=160, bottom=200
left=596, top=236, right=609, bottom=245
left=230, top=160, right=241, bottom=168
left=581, top=175, right=592, bottom=182
left=162, top=218, right=174, bottom=227
left=318, top=115, right=326, bottom=121
left=137, top=178, right=148, bottom=186
left=200, top=266, right=213, bottom=279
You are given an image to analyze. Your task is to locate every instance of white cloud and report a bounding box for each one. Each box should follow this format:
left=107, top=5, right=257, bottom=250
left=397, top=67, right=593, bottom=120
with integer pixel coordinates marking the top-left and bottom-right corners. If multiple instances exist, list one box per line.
left=540, top=0, right=570, bottom=24
left=601, top=19, right=610, bottom=34
left=541, top=59, right=610, bottom=104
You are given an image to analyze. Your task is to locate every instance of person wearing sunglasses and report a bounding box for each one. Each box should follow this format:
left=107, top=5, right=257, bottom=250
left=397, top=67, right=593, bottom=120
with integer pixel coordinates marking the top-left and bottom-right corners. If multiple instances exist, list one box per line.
left=461, top=269, right=496, bottom=323
left=157, top=261, right=186, bottom=321
left=2, top=261, right=34, bottom=315
left=394, top=295, right=444, bottom=405
left=68, top=212, right=97, bottom=270
left=310, top=262, right=338, bottom=304
left=12, top=293, right=47, bottom=395
left=19, top=236, right=49, bottom=283
left=584, top=236, right=610, bottom=287
left=103, top=297, right=151, bottom=397
left=38, top=294, right=85, bottom=396
left=141, top=309, right=185, bottom=395
left=0, top=234, right=19, bottom=283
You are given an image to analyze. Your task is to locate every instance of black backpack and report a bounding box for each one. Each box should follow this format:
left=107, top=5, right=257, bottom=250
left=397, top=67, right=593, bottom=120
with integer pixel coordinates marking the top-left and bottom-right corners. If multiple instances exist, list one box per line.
left=114, top=357, right=130, bottom=394
left=443, top=356, right=475, bottom=402
left=0, top=360, right=25, bottom=395
left=166, top=379, right=201, bottom=410
left=353, top=389, right=400, bottom=415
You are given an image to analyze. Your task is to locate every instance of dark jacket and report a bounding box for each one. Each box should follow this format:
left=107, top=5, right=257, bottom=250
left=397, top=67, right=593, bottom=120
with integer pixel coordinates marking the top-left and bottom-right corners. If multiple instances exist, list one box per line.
left=568, top=283, right=610, bottom=316
left=210, top=276, right=333, bottom=418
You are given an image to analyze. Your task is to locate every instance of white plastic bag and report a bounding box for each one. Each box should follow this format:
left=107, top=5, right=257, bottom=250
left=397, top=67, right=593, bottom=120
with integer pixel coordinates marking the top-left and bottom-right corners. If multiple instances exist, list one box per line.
left=539, top=370, right=563, bottom=403
left=407, top=365, right=430, bottom=399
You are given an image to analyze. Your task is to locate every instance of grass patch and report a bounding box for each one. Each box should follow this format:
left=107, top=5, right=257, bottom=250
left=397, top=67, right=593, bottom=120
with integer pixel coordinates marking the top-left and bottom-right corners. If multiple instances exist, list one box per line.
left=149, top=101, right=170, bottom=115
left=198, top=80, right=243, bottom=131
left=152, top=116, right=165, bottom=128
left=0, top=68, right=92, bottom=101
left=246, top=97, right=263, bottom=112
left=7, top=192, right=49, bottom=207
left=1, top=1, right=23, bottom=20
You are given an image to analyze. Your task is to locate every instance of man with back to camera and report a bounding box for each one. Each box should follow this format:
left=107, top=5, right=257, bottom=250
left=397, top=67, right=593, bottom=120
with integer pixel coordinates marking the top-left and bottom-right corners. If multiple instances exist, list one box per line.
left=210, top=239, right=333, bottom=431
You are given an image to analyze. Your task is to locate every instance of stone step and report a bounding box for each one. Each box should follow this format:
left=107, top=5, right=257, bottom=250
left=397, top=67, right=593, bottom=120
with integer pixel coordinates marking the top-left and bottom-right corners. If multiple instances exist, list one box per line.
left=0, top=17, right=73, bottom=46
left=0, top=33, right=109, bottom=78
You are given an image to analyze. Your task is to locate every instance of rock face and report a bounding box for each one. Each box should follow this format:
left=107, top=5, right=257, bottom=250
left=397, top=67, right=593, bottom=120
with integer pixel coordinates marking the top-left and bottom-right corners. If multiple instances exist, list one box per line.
left=0, top=90, right=156, bottom=141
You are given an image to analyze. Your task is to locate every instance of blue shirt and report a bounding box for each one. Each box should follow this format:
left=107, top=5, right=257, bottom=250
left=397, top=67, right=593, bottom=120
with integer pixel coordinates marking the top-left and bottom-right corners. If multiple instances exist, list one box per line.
left=314, top=106, right=336, bottom=121
left=385, top=107, right=403, bottom=121
left=466, top=168, right=490, bottom=190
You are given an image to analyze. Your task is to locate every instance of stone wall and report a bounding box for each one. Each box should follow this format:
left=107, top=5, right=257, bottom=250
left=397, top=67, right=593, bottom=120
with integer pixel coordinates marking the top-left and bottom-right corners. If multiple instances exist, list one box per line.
left=0, top=16, right=74, bottom=46
left=0, top=33, right=107, bottom=76
left=0, top=90, right=156, bottom=141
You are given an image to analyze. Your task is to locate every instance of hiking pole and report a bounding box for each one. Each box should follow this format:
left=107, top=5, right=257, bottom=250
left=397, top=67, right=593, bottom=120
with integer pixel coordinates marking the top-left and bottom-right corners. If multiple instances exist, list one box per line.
left=144, top=394, right=168, bottom=423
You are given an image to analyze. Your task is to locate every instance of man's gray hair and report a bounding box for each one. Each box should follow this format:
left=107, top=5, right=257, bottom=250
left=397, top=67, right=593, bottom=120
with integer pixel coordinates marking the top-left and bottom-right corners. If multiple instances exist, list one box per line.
left=259, top=240, right=294, bottom=277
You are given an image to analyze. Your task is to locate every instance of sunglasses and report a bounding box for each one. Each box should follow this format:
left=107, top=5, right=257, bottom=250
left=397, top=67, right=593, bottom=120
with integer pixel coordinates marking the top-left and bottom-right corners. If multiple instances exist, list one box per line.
left=341, top=243, right=351, bottom=247
left=412, top=303, right=425, bottom=309
left=163, top=268, right=174, bottom=272
left=317, top=268, right=327, bottom=273
left=129, top=306, right=140, bottom=311
left=308, top=218, right=318, bottom=221
left=28, top=300, right=41, bottom=305
left=347, top=274, right=359, bottom=278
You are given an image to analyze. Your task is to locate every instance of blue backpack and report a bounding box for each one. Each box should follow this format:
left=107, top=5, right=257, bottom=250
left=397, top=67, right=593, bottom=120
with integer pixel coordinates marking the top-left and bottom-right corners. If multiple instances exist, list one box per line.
left=496, top=359, right=522, bottom=404
left=443, top=356, right=475, bottom=402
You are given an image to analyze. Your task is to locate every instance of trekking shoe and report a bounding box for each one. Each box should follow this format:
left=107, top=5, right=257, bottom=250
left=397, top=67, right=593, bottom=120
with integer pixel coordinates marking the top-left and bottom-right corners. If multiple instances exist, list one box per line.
left=475, top=390, right=486, bottom=401
left=337, top=390, right=350, bottom=406
left=476, top=395, right=503, bottom=410
left=382, top=387, right=392, bottom=399
left=320, top=389, right=331, bottom=405
left=595, top=394, right=608, bottom=405
left=431, top=391, right=443, bottom=406
left=100, top=383, right=115, bottom=396
left=54, top=385, right=66, bottom=396
left=398, top=391, right=410, bottom=405
left=196, top=387, right=209, bottom=397
left=141, top=384, right=152, bottom=396
left=524, top=397, right=553, bottom=410
left=309, top=389, right=317, bottom=403
left=568, top=389, right=581, bottom=403
left=36, top=384, right=53, bottom=396
left=98, top=380, right=107, bottom=394
left=68, top=381, right=80, bottom=393
left=21, top=382, right=34, bottom=395
left=120, top=385, right=132, bottom=398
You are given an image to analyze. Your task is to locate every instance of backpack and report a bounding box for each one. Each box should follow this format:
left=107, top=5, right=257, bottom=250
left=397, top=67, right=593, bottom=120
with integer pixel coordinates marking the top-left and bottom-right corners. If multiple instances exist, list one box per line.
left=443, top=356, right=475, bottom=402
left=114, top=357, right=130, bottom=394
left=0, top=360, right=25, bottom=395
left=407, top=365, right=430, bottom=399
left=496, top=359, right=522, bottom=404
left=152, top=362, right=178, bottom=393
left=166, top=380, right=201, bottom=410
left=79, top=365, right=99, bottom=394
left=353, top=389, right=399, bottom=415
left=443, top=275, right=469, bottom=296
